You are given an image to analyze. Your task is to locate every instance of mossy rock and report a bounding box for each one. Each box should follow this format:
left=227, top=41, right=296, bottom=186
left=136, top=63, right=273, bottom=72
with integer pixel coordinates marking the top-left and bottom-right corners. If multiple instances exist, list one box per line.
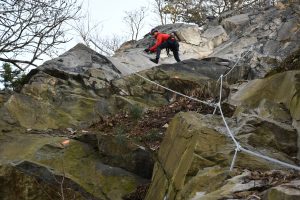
left=177, top=166, right=229, bottom=199
left=264, top=180, right=300, bottom=200
left=145, top=112, right=298, bottom=200
left=231, top=70, right=300, bottom=121
left=0, top=163, right=88, bottom=200
left=0, top=133, right=147, bottom=200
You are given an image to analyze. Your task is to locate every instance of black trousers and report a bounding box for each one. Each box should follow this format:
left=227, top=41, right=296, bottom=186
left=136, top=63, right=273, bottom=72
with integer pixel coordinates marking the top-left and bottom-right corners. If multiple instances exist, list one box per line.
left=156, top=39, right=181, bottom=62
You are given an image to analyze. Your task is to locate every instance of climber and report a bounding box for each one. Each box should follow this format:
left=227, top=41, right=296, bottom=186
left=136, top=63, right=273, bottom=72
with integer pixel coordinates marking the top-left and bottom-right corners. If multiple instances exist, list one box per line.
left=144, top=29, right=181, bottom=64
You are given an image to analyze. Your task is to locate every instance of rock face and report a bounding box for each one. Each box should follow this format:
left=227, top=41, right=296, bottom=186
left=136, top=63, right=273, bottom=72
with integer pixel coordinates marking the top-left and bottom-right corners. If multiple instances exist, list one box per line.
left=229, top=70, right=300, bottom=133
left=110, top=58, right=230, bottom=112
left=0, top=132, right=147, bottom=200
left=264, top=180, right=300, bottom=200
left=202, top=25, right=229, bottom=48
left=111, top=4, right=300, bottom=79
left=212, top=5, right=300, bottom=78
left=228, top=70, right=300, bottom=161
left=0, top=47, right=231, bottom=200
left=42, top=43, right=121, bottom=78
left=144, top=50, right=300, bottom=199
left=3, top=44, right=123, bottom=130
left=0, top=44, right=154, bottom=200
left=4, top=55, right=229, bottom=131
left=75, top=133, right=154, bottom=179
left=0, top=162, right=98, bottom=200
left=221, top=14, right=250, bottom=32
left=145, top=112, right=299, bottom=200
left=1, top=2, right=300, bottom=200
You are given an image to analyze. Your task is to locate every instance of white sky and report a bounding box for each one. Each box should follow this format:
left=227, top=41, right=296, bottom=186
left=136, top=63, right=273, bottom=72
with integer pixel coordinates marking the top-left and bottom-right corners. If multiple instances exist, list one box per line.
left=66, top=0, right=157, bottom=51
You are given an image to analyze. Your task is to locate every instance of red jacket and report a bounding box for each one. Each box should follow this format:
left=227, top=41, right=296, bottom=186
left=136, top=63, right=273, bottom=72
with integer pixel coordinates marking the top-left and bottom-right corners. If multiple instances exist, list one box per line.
left=149, top=32, right=170, bottom=52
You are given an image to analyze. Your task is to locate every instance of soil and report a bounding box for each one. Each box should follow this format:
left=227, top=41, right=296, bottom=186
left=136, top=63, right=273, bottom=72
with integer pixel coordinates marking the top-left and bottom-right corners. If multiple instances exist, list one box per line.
left=89, top=97, right=235, bottom=151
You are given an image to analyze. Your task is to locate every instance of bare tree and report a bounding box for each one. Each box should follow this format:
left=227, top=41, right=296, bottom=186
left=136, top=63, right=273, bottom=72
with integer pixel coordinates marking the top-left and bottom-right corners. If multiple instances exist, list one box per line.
left=0, top=0, right=81, bottom=71
left=72, top=10, right=125, bottom=56
left=152, top=0, right=168, bottom=25
left=91, top=34, right=126, bottom=56
left=72, top=10, right=102, bottom=47
left=123, top=7, right=147, bottom=41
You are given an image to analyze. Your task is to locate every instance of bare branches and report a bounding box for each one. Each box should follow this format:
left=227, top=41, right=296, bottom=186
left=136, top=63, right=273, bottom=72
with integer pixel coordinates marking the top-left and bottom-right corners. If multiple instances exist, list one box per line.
left=72, top=10, right=125, bottom=57
left=71, top=3, right=102, bottom=47
left=123, top=7, right=147, bottom=41
left=152, top=0, right=168, bottom=25
left=73, top=4, right=145, bottom=57
left=0, top=0, right=81, bottom=70
left=91, top=34, right=126, bottom=56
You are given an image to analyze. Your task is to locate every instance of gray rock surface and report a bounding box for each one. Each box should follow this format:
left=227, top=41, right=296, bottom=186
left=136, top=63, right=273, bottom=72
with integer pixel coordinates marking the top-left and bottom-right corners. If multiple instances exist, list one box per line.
left=202, top=25, right=229, bottom=48
left=40, top=43, right=122, bottom=84
left=145, top=112, right=299, bottom=200
left=221, top=14, right=250, bottom=32
left=264, top=180, right=300, bottom=200
left=211, top=5, right=300, bottom=78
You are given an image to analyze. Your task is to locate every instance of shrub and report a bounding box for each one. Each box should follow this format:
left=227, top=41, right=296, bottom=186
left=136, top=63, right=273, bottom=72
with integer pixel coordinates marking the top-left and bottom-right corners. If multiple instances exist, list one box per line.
left=143, top=129, right=163, bottom=142
left=129, top=104, right=144, bottom=120
left=113, top=125, right=127, bottom=144
left=0, top=63, right=26, bottom=91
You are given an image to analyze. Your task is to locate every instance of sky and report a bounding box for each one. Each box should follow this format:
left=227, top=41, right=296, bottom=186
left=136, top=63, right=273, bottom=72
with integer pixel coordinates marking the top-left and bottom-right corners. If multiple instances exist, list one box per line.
left=67, top=0, right=156, bottom=50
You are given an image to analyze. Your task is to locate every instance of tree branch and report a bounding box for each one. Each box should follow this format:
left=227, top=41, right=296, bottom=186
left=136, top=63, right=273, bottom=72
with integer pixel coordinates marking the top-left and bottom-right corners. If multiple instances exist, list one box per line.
left=0, top=0, right=81, bottom=69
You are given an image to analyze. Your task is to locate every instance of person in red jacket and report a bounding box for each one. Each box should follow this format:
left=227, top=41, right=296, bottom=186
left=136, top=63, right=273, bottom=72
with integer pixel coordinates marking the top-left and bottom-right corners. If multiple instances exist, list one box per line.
left=144, top=29, right=181, bottom=64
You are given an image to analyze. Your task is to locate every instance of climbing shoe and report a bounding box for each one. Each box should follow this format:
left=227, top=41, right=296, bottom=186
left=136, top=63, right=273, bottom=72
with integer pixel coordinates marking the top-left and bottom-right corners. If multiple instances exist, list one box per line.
left=150, top=58, right=159, bottom=64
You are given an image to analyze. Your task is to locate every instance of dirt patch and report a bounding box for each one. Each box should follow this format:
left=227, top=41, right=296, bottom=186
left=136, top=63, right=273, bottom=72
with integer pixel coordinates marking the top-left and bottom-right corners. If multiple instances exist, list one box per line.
left=89, top=97, right=235, bottom=151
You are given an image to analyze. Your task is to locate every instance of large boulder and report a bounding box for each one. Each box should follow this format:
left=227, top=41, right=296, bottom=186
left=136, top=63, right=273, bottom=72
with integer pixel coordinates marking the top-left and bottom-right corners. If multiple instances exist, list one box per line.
left=40, top=43, right=121, bottom=81
left=145, top=112, right=298, bottom=200
left=4, top=74, right=110, bottom=130
left=2, top=44, right=123, bottom=130
left=229, top=70, right=300, bottom=125
left=202, top=25, right=229, bottom=49
left=0, top=91, right=20, bottom=133
left=221, top=14, right=250, bottom=32
left=229, top=70, right=300, bottom=160
left=0, top=133, right=147, bottom=200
